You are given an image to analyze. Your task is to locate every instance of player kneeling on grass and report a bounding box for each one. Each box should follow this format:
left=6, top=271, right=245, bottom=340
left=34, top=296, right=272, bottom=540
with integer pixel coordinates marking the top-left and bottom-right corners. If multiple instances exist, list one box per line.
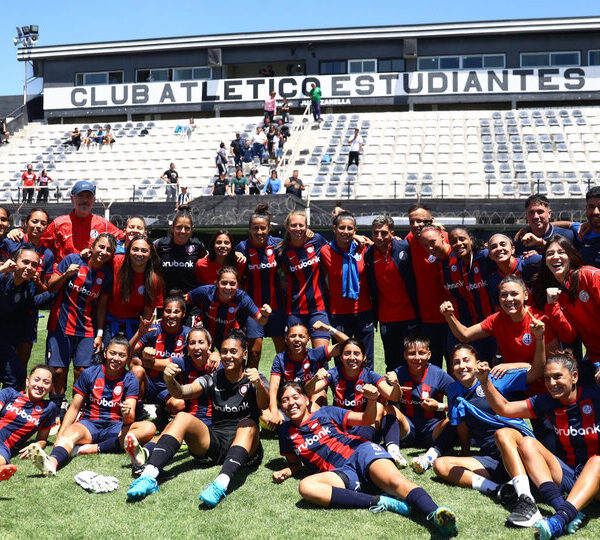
left=0, top=365, right=57, bottom=482
left=273, top=381, right=458, bottom=537
left=29, top=335, right=156, bottom=476
left=127, top=329, right=269, bottom=508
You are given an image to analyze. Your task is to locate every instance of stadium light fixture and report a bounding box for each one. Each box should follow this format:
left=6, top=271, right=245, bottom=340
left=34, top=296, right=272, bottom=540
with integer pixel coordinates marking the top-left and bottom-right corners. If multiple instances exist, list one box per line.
left=14, top=25, right=40, bottom=106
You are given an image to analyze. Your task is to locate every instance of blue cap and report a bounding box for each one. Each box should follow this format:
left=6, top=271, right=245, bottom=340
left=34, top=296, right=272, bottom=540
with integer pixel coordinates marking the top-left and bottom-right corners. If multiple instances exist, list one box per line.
left=71, top=180, right=96, bottom=195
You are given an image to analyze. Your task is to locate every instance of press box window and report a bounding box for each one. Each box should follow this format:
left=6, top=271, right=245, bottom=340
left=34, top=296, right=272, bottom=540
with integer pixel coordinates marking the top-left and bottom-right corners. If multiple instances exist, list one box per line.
left=590, top=50, right=600, bottom=66
left=520, top=51, right=580, bottom=67
left=320, top=61, right=346, bottom=75
left=378, top=58, right=405, bottom=72
left=348, top=59, right=377, bottom=73
left=75, top=71, right=123, bottom=85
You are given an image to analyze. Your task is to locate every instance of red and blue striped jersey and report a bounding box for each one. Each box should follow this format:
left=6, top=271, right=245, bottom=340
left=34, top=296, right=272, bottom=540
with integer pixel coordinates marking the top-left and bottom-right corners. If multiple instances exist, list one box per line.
left=0, top=236, right=54, bottom=280
left=326, top=366, right=384, bottom=412
left=270, top=347, right=329, bottom=383
left=137, top=322, right=190, bottom=381
left=236, top=236, right=284, bottom=311
left=186, top=285, right=259, bottom=348
left=278, top=406, right=367, bottom=470
left=48, top=253, right=113, bottom=337
left=0, top=388, right=57, bottom=456
left=73, top=364, right=138, bottom=423
left=175, top=356, right=213, bottom=422
left=439, top=249, right=494, bottom=325
left=278, top=233, right=328, bottom=315
left=527, top=386, right=600, bottom=467
left=392, top=364, right=453, bottom=430
left=486, top=254, right=541, bottom=309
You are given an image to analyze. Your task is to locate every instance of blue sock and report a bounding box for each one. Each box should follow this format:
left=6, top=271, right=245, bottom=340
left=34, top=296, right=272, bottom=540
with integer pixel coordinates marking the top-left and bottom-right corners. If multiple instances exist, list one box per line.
left=381, top=414, right=400, bottom=447
left=405, top=487, right=437, bottom=515
left=354, top=425, right=377, bottom=441
left=50, top=446, right=70, bottom=468
left=539, top=481, right=564, bottom=511
left=144, top=442, right=157, bottom=455
left=98, top=437, right=122, bottom=454
left=329, top=487, right=377, bottom=508
left=556, top=500, right=579, bottom=529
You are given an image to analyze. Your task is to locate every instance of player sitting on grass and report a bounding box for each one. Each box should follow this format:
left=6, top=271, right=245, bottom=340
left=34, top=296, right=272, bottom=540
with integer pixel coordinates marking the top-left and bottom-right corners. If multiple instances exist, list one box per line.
left=273, top=381, right=458, bottom=538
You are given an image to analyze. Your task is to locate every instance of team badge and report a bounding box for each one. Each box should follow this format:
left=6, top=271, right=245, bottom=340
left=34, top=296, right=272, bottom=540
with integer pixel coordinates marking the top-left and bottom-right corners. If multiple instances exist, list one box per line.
left=239, top=384, right=249, bottom=396
left=310, top=423, right=318, bottom=430
left=307, top=246, right=314, bottom=254
left=303, top=361, right=310, bottom=370
left=355, top=384, right=364, bottom=393
left=35, top=405, right=42, bottom=412
left=522, top=333, right=533, bottom=346
left=90, top=230, right=99, bottom=239
left=579, top=290, right=590, bottom=302
left=266, top=248, right=273, bottom=256
left=476, top=386, right=485, bottom=397
left=473, top=266, right=480, bottom=274
left=398, top=251, right=407, bottom=261
left=451, top=265, right=457, bottom=272
left=114, top=386, right=122, bottom=396
left=177, top=339, right=183, bottom=347
left=96, top=277, right=103, bottom=285
left=186, top=245, right=195, bottom=255
left=228, top=306, right=235, bottom=313
left=353, top=253, right=362, bottom=262
left=138, top=285, right=145, bottom=295
left=582, top=404, right=593, bottom=415
left=428, top=255, right=436, bottom=263
left=13, top=293, right=21, bottom=303
left=421, top=390, right=429, bottom=399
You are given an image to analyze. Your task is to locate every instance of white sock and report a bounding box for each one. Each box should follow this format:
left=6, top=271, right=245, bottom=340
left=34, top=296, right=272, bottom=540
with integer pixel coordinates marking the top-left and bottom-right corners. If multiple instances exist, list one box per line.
left=386, top=443, right=401, bottom=454
left=424, top=447, right=441, bottom=463
left=471, top=474, right=499, bottom=494
left=143, top=465, right=160, bottom=479
left=215, top=473, right=230, bottom=490
left=512, top=474, right=534, bottom=500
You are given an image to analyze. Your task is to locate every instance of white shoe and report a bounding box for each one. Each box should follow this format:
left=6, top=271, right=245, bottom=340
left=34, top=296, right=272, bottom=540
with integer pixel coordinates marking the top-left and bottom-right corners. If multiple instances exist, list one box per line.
left=411, top=455, right=431, bottom=474
left=28, top=443, right=56, bottom=477
left=387, top=446, right=408, bottom=469
left=124, top=433, right=146, bottom=466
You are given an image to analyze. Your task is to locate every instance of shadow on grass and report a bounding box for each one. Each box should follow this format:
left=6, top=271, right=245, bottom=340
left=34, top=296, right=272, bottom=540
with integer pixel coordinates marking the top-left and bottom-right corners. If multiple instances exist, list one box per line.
left=0, top=497, right=14, bottom=501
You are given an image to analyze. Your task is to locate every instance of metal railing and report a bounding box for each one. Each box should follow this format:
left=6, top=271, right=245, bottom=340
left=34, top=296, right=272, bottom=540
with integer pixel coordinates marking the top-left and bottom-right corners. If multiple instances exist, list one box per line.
left=277, top=102, right=312, bottom=181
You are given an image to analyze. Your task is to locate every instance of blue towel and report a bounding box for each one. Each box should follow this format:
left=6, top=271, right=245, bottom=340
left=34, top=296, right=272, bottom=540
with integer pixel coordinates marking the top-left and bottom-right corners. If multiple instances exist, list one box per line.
left=329, top=241, right=360, bottom=300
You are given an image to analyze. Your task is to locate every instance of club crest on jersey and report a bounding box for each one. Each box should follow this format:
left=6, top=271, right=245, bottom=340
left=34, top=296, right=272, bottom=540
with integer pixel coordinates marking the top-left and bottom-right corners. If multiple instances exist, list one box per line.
left=266, top=248, right=273, bottom=256
left=473, top=266, right=480, bottom=274
left=35, top=405, right=42, bottom=412
left=398, top=251, right=407, bottom=261
left=228, top=307, right=235, bottom=313
left=307, top=246, right=314, bottom=254
left=421, top=390, right=429, bottom=399
left=177, top=339, right=183, bottom=347
left=138, top=285, right=145, bottom=295
left=186, top=245, right=195, bottom=255
left=451, top=265, right=457, bottom=272
left=303, top=361, right=310, bottom=370
left=90, top=230, right=99, bottom=239
left=353, top=253, right=362, bottom=262
left=114, top=385, right=123, bottom=396
left=355, top=384, right=364, bottom=393
left=476, top=386, right=485, bottom=397
left=427, top=255, right=436, bottom=263
left=13, top=293, right=21, bottom=303
left=582, top=404, right=593, bottom=415
left=96, top=277, right=103, bottom=285
left=522, top=333, right=533, bottom=346
left=239, top=383, right=249, bottom=396
left=579, top=290, right=590, bottom=302
left=310, top=422, right=318, bottom=430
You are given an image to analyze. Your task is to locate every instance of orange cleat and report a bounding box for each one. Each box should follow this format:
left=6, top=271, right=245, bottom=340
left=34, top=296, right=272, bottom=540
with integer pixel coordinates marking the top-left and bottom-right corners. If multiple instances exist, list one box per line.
left=0, top=464, right=17, bottom=482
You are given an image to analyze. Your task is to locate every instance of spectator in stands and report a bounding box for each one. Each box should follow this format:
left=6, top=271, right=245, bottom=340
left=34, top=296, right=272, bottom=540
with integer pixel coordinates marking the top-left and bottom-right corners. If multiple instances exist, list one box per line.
left=65, top=127, right=81, bottom=150
left=21, top=164, right=36, bottom=204
left=93, top=126, right=105, bottom=145
left=347, top=128, right=364, bottom=170
left=103, top=125, right=115, bottom=146
left=259, top=65, right=275, bottom=76
left=0, top=118, right=9, bottom=144
left=272, top=131, right=284, bottom=167
left=266, top=125, right=277, bottom=157
left=251, top=127, right=268, bottom=163
left=280, top=97, right=290, bottom=124
left=176, top=186, right=191, bottom=209
left=216, top=142, right=229, bottom=176
left=241, top=140, right=254, bottom=176
left=212, top=173, right=230, bottom=196
left=231, top=168, right=248, bottom=196
left=230, top=133, right=243, bottom=167
left=248, top=169, right=263, bottom=195
left=309, top=83, right=322, bottom=122
left=184, top=117, right=196, bottom=140
left=262, top=170, right=282, bottom=195
left=161, top=162, right=179, bottom=203
left=81, top=128, right=93, bottom=147
left=264, top=91, right=277, bottom=123
left=37, top=169, right=53, bottom=203
left=276, top=118, right=290, bottom=140
left=284, top=170, right=305, bottom=198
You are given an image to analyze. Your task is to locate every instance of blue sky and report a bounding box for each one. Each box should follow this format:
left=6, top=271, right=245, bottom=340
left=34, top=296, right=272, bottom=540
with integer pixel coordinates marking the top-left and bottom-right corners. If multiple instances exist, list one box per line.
left=1, top=1, right=598, bottom=96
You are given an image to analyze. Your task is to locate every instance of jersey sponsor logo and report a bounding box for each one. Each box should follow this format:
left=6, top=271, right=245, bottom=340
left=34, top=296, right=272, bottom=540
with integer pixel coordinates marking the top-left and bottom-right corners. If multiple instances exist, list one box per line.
left=289, top=256, right=320, bottom=272
left=248, top=260, right=277, bottom=270
left=476, top=386, right=486, bottom=397
left=239, top=383, right=249, bottom=396
left=155, top=349, right=185, bottom=359
left=398, top=397, right=422, bottom=406
left=67, top=281, right=100, bottom=299
left=4, top=403, right=40, bottom=425
left=445, top=280, right=464, bottom=290
left=554, top=424, right=600, bottom=437
left=206, top=313, right=235, bottom=325
left=579, top=290, right=590, bottom=302
left=583, top=404, right=593, bottom=415
left=466, top=280, right=487, bottom=291
left=336, top=396, right=361, bottom=408
left=162, top=260, right=194, bottom=268
left=138, top=285, right=145, bottom=295
left=522, top=333, right=533, bottom=346
left=90, top=395, right=121, bottom=408
left=294, top=426, right=331, bottom=455
left=213, top=401, right=250, bottom=413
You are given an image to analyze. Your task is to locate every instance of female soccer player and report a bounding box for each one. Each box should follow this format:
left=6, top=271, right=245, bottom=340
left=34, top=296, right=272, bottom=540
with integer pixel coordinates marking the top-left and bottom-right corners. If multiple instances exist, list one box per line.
left=278, top=210, right=330, bottom=349
left=46, top=232, right=116, bottom=413
left=116, top=215, right=147, bottom=254
left=105, top=235, right=164, bottom=342
left=194, top=230, right=244, bottom=285
left=273, top=381, right=458, bottom=537
left=320, top=211, right=375, bottom=367
left=0, top=365, right=57, bottom=481
left=306, top=337, right=409, bottom=468
left=127, top=329, right=268, bottom=508
left=235, top=205, right=286, bottom=369
left=475, top=351, right=595, bottom=538
left=533, top=234, right=600, bottom=385
left=434, top=333, right=546, bottom=528
left=186, top=266, right=271, bottom=350
left=0, top=206, right=9, bottom=240
left=29, top=335, right=155, bottom=476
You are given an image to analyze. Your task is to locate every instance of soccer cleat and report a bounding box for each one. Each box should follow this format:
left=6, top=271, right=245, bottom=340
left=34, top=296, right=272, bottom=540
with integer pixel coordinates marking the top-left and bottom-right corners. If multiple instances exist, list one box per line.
left=495, top=482, right=518, bottom=508
left=410, top=455, right=431, bottom=474
left=387, top=446, right=408, bottom=469
left=0, top=464, right=17, bottom=482
left=127, top=476, right=159, bottom=500
left=427, top=506, right=458, bottom=537
left=199, top=481, right=227, bottom=508
left=565, top=511, right=585, bottom=535
left=369, top=495, right=411, bottom=516
left=506, top=494, right=543, bottom=527
left=533, top=516, right=565, bottom=540
left=124, top=433, right=146, bottom=467
left=28, top=443, right=56, bottom=477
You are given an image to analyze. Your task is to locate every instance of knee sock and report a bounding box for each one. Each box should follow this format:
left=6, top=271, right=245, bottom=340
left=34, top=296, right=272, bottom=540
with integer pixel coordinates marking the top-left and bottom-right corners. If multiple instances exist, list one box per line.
left=49, top=446, right=70, bottom=469
left=98, top=437, right=122, bottom=454
left=405, top=487, right=438, bottom=515
left=49, top=393, right=65, bottom=412
left=555, top=501, right=579, bottom=529
left=512, top=474, right=534, bottom=500
left=381, top=414, right=400, bottom=448
left=356, top=426, right=377, bottom=442
left=329, top=487, right=378, bottom=508
left=471, top=473, right=499, bottom=494
left=144, top=441, right=157, bottom=456
left=215, top=446, right=249, bottom=491
left=147, top=434, right=181, bottom=471
left=538, top=481, right=564, bottom=511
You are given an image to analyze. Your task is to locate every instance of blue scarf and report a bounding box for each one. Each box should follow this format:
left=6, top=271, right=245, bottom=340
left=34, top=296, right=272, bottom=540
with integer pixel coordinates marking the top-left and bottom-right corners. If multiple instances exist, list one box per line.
left=330, top=241, right=360, bottom=300
left=451, top=396, right=534, bottom=438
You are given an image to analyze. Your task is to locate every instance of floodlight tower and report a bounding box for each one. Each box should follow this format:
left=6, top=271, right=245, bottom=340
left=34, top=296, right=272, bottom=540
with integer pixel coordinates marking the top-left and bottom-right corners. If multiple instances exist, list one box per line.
left=14, top=25, right=39, bottom=107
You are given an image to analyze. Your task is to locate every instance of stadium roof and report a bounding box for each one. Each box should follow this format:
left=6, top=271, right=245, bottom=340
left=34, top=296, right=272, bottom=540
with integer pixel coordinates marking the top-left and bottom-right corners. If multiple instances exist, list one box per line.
left=17, top=16, right=600, bottom=61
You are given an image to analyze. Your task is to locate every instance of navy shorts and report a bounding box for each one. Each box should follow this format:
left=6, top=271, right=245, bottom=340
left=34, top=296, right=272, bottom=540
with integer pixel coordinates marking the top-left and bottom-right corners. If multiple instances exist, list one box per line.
left=330, top=310, right=375, bottom=369
left=77, top=419, right=123, bottom=444
left=401, top=416, right=442, bottom=448
left=247, top=309, right=286, bottom=339
left=333, top=442, right=392, bottom=493
left=0, top=442, right=12, bottom=463
left=46, top=331, right=94, bottom=369
left=287, top=311, right=330, bottom=340
left=473, top=455, right=510, bottom=484
left=557, top=457, right=584, bottom=493
left=145, top=377, right=169, bottom=405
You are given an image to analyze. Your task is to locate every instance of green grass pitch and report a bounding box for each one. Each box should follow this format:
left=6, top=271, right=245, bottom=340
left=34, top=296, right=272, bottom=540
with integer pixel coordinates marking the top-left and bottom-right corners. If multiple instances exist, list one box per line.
left=1, top=314, right=599, bottom=539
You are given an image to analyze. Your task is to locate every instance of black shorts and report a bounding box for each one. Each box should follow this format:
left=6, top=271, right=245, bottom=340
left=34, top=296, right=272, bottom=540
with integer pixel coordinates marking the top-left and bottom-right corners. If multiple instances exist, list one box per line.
left=206, top=424, right=237, bottom=465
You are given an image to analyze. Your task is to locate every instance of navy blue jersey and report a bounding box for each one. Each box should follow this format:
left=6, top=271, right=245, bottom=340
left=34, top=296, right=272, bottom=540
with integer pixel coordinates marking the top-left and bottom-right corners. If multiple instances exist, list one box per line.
left=527, top=385, right=600, bottom=467
left=392, top=364, right=453, bottom=431
left=447, top=370, right=528, bottom=457
left=0, top=237, right=54, bottom=280
left=270, top=347, right=329, bottom=384
left=0, top=388, right=57, bottom=456
left=278, top=406, right=367, bottom=471
left=0, top=273, right=37, bottom=341
left=515, top=224, right=575, bottom=256
left=486, top=254, right=541, bottom=308
left=326, top=366, right=384, bottom=412
left=137, top=322, right=190, bottom=384
left=73, top=364, right=139, bottom=423
left=571, top=224, right=600, bottom=269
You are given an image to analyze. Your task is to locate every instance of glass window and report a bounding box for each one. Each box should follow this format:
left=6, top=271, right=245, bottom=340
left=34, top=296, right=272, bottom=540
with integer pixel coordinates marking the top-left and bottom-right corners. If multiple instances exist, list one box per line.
left=378, top=58, right=405, bottom=72
left=439, top=57, right=460, bottom=69
left=75, top=73, right=83, bottom=86
left=108, top=72, right=123, bottom=84
left=521, top=53, right=550, bottom=67
left=550, top=52, right=580, bottom=66
left=483, top=55, right=505, bottom=68
left=348, top=59, right=377, bottom=74
left=193, top=67, right=212, bottom=79
left=320, top=61, right=346, bottom=75
left=590, top=50, right=600, bottom=66
left=462, top=56, right=483, bottom=69
left=149, top=69, right=170, bottom=81
left=418, top=57, right=438, bottom=70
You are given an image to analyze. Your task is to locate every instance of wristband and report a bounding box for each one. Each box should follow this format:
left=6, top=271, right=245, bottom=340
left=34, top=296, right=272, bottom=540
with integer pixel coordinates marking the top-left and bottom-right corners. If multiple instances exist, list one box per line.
left=96, top=329, right=104, bottom=338
left=328, top=327, right=337, bottom=336
left=437, top=402, right=445, bottom=412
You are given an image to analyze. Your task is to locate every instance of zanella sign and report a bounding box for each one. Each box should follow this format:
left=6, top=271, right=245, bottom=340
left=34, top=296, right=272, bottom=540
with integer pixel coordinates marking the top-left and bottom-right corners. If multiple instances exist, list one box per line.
left=44, top=68, right=594, bottom=110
